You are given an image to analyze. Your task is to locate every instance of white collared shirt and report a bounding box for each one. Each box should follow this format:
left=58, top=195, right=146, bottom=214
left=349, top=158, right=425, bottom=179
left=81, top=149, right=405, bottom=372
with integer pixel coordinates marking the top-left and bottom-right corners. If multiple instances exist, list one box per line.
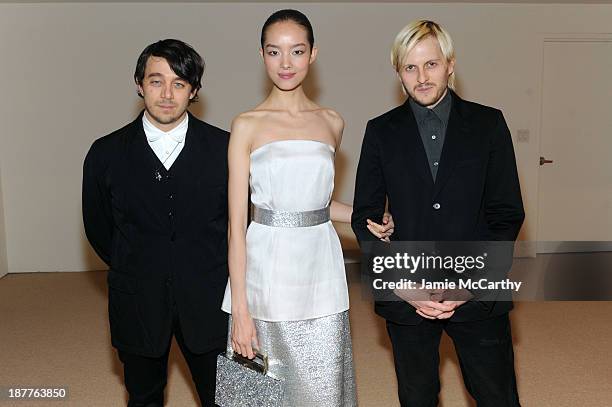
left=142, top=113, right=188, bottom=170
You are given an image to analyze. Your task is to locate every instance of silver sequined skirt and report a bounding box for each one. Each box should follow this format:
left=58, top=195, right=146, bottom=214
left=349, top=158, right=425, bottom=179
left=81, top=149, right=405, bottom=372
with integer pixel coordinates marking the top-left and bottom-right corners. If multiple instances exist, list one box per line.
left=227, top=311, right=357, bottom=407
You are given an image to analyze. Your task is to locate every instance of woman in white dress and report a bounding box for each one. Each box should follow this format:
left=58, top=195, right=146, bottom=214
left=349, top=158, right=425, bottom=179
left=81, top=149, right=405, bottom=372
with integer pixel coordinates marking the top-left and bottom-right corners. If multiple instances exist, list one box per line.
left=221, top=9, right=393, bottom=406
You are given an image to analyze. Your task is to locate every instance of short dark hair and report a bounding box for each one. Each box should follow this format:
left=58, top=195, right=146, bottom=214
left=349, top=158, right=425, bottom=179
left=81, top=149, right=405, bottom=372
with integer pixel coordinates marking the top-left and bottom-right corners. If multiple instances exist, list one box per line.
left=134, top=39, right=205, bottom=102
left=260, top=9, right=314, bottom=50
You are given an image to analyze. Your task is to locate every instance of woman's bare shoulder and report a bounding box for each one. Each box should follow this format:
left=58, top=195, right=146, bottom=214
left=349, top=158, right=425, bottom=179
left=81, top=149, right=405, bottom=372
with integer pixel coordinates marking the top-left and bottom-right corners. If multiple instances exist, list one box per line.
left=315, top=108, right=344, bottom=146
left=231, top=110, right=273, bottom=135
left=314, top=107, right=344, bottom=130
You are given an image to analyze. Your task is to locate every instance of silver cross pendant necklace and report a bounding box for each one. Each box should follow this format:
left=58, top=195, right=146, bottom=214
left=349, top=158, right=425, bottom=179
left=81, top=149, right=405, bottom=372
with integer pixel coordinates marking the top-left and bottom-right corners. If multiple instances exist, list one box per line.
left=154, top=139, right=183, bottom=182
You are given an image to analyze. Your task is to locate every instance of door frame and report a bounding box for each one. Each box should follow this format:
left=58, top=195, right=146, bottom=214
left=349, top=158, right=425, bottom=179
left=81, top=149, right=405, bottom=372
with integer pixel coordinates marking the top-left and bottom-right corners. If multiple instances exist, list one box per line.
left=0, top=166, right=8, bottom=278
left=535, top=34, right=612, bottom=253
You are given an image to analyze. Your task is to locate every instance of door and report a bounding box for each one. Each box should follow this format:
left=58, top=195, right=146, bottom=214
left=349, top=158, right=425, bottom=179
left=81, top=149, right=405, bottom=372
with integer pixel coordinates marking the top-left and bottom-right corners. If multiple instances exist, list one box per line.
left=537, top=38, right=612, bottom=253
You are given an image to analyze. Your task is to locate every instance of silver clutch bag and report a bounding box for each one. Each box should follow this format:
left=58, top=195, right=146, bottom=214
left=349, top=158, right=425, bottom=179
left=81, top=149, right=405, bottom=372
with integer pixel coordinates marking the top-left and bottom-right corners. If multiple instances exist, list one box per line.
left=215, top=350, right=284, bottom=407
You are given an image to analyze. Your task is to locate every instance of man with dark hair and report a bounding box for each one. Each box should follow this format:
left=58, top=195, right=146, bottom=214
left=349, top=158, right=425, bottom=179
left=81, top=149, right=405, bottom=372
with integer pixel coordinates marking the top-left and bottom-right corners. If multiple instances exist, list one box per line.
left=83, top=39, right=228, bottom=406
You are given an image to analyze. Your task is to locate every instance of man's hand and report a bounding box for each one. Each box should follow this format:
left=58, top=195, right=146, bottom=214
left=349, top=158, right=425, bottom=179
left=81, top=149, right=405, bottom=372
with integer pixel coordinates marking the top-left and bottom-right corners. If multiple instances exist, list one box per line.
left=395, top=287, right=473, bottom=319
left=366, top=212, right=395, bottom=243
left=394, top=287, right=456, bottom=319
left=431, top=288, right=474, bottom=302
left=429, top=288, right=474, bottom=319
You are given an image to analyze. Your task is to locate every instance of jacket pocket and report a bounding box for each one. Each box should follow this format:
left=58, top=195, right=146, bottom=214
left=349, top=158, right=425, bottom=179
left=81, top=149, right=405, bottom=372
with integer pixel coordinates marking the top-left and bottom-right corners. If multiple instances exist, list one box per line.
left=107, top=270, right=149, bottom=350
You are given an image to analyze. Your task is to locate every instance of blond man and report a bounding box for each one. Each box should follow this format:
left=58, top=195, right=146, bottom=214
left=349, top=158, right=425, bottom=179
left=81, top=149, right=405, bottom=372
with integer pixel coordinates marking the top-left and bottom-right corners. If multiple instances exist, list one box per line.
left=352, top=20, right=523, bottom=406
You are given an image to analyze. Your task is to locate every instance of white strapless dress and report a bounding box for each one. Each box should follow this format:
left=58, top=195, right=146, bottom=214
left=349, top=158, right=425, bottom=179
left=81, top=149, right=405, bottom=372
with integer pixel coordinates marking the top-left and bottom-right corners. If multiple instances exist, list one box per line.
left=221, top=139, right=349, bottom=321
left=220, top=139, right=356, bottom=407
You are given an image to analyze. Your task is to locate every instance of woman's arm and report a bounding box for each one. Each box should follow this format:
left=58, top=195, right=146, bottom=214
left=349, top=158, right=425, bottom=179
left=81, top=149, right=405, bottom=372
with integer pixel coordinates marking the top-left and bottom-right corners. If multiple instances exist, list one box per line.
left=328, top=111, right=352, bottom=224
left=331, top=200, right=394, bottom=242
left=330, top=200, right=352, bottom=223
left=227, top=115, right=258, bottom=359
left=325, top=109, right=394, bottom=240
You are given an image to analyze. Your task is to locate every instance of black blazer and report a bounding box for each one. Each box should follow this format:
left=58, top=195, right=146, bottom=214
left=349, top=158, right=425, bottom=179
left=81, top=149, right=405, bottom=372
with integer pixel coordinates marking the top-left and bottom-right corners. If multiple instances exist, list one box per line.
left=83, top=112, right=229, bottom=357
left=351, top=91, right=525, bottom=325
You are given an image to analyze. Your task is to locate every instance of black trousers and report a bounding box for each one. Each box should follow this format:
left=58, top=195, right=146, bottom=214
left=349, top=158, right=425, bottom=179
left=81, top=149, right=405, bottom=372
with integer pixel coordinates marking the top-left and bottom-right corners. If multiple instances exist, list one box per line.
left=117, top=311, right=224, bottom=407
left=386, top=313, right=521, bottom=407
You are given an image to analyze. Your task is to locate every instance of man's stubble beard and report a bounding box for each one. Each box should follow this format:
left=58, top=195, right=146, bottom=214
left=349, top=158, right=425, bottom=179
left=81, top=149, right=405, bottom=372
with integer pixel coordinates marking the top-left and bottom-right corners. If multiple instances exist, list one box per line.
left=145, top=103, right=186, bottom=126
left=406, top=83, right=447, bottom=108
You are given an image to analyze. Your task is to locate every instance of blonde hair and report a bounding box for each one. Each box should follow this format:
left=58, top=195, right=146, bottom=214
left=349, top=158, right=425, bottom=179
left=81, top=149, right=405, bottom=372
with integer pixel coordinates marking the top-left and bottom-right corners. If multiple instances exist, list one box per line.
left=390, top=20, right=456, bottom=89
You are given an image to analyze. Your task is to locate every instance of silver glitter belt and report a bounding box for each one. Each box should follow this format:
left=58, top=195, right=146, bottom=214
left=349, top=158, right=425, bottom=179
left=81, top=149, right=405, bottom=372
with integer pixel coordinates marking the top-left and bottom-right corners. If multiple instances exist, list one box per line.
left=252, top=205, right=330, bottom=228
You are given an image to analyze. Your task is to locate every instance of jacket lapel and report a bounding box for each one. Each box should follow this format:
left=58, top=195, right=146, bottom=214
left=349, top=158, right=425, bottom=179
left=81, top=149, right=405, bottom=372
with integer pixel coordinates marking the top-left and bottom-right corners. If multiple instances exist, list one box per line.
left=127, top=112, right=165, bottom=177
left=389, top=100, right=433, bottom=186
left=164, top=112, right=195, bottom=176
left=173, top=111, right=208, bottom=178
left=433, top=91, right=470, bottom=196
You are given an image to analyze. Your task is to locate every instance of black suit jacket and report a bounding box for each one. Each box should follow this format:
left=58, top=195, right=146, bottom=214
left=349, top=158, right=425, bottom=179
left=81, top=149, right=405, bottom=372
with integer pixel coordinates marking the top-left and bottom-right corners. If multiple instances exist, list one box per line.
left=351, top=91, right=524, bottom=325
left=83, top=112, right=229, bottom=357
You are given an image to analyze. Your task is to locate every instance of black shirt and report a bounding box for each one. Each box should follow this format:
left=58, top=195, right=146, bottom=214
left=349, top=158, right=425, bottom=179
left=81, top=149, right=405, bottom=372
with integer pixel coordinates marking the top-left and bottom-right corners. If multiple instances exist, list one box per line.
left=409, top=90, right=452, bottom=181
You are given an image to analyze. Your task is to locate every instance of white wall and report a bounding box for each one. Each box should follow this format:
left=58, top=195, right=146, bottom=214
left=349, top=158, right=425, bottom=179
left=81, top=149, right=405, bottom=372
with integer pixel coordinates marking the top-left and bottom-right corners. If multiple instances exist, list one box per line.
left=0, top=3, right=610, bottom=272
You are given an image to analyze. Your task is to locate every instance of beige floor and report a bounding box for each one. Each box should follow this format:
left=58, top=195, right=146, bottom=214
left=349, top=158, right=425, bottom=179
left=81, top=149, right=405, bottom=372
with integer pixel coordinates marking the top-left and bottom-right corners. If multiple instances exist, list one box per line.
left=1, top=269, right=611, bottom=407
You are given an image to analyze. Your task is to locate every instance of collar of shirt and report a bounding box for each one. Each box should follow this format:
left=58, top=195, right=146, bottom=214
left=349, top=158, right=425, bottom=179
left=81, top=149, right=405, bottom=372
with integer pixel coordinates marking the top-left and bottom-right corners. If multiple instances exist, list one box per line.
left=409, top=89, right=452, bottom=126
left=142, top=112, right=189, bottom=144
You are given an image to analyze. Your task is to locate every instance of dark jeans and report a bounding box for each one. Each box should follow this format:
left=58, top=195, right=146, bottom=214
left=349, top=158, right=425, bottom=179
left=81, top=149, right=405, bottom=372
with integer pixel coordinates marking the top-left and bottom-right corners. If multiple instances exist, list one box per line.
left=118, top=311, right=223, bottom=407
left=386, top=313, right=521, bottom=407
